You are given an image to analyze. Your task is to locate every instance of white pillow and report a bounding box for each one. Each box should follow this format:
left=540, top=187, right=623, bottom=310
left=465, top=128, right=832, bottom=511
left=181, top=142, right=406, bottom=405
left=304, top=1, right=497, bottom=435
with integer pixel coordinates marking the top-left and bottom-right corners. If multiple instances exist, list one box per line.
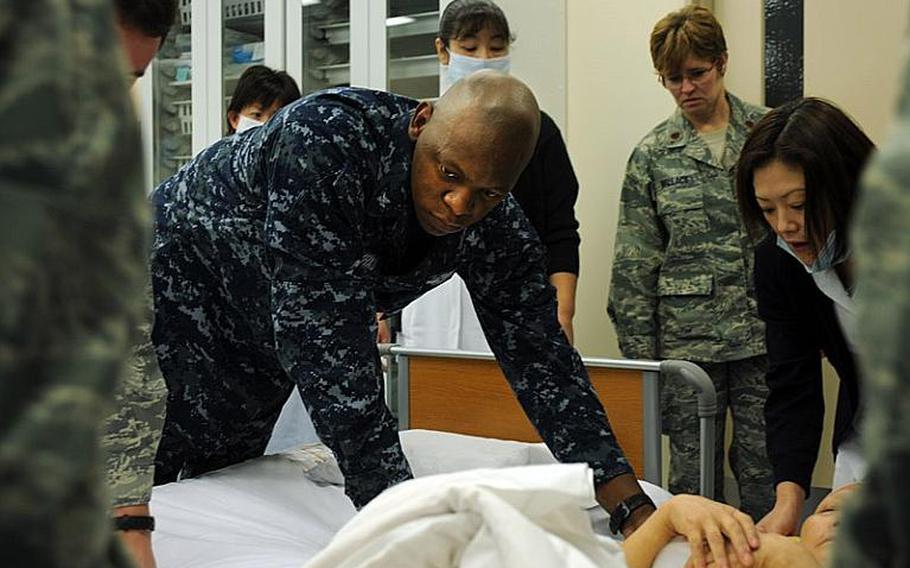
left=400, top=429, right=531, bottom=477
left=283, top=430, right=533, bottom=485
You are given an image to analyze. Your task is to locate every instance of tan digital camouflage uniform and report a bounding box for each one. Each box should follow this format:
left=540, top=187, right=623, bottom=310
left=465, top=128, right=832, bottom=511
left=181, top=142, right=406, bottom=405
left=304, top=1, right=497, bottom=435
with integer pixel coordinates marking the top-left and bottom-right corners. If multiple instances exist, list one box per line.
left=608, top=92, right=774, bottom=518
left=832, top=32, right=910, bottom=567
left=102, top=288, right=166, bottom=509
left=0, top=0, right=147, bottom=565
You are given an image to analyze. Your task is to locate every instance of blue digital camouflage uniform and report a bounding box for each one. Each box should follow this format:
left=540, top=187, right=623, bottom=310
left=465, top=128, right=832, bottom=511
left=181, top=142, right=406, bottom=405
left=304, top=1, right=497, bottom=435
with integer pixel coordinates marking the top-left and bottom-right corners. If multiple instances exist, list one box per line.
left=0, top=0, right=146, bottom=565
left=151, top=88, right=633, bottom=507
left=832, top=33, right=910, bottom=567
left=608, top=92, right=774, bottom=518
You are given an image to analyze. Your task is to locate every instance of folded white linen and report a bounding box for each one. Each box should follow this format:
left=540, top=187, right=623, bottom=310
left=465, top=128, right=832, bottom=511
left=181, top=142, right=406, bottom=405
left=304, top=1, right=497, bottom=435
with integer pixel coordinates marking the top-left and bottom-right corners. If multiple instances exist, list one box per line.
left=303, top=463, right=629, bottom=568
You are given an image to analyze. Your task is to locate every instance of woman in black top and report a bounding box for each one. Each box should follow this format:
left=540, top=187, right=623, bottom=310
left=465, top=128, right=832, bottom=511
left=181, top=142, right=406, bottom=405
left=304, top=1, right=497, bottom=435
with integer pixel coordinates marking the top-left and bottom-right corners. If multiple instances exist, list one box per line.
left=401, top=0, right=581, bottom=347
left=735, top=98, right=875, bottom=536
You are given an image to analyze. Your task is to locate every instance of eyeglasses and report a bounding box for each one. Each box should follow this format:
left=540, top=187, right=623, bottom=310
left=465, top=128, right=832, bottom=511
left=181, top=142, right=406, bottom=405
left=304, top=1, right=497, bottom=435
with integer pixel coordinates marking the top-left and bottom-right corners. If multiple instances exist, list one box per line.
left=659, top=62, right=717, bottom=89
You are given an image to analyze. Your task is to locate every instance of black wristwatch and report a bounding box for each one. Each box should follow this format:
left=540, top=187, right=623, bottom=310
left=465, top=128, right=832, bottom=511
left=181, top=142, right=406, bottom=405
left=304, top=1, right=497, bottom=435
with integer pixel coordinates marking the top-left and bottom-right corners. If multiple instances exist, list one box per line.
left=609, top=493, right=655, bottom=534
left=113, top=515, right=156, bottom=532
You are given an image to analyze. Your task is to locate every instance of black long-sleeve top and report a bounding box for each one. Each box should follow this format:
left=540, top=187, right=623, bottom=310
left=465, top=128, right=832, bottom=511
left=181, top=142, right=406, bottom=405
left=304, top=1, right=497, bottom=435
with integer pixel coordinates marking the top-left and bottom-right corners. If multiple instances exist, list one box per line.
left=754, top=236, right=861, bottom=495
left=511, top=111, right=580, bottom=275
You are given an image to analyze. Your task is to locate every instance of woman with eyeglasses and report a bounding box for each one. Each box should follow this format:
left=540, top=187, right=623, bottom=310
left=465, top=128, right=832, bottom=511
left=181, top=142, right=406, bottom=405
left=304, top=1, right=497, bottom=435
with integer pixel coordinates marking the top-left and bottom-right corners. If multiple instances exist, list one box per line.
left=608, top=5, right=774, bottom=521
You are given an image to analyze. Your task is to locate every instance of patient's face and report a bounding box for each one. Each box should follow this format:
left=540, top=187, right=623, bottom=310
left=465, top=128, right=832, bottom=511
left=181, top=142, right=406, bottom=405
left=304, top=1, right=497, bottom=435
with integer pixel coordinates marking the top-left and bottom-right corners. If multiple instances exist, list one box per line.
left=799, top=483, right=859, bottom=565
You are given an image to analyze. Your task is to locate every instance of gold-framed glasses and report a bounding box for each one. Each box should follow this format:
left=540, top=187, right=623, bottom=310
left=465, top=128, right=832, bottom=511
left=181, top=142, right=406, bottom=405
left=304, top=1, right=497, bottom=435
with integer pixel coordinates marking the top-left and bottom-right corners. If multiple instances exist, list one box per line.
left=659, top=62, right=717, bottom=89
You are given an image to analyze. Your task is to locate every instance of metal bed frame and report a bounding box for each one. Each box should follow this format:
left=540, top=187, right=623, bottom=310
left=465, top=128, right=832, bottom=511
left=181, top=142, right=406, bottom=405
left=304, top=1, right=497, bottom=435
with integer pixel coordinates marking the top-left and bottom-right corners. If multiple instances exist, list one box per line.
left=380, top=345, right=718, bottom=497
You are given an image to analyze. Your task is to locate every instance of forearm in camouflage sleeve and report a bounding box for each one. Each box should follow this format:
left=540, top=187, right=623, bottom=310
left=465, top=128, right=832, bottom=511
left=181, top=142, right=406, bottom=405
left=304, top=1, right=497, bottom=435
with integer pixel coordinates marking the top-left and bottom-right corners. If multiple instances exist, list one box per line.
left=0, top=0, right=147, bottom=565
left=102, top=286, right=167, bottom=508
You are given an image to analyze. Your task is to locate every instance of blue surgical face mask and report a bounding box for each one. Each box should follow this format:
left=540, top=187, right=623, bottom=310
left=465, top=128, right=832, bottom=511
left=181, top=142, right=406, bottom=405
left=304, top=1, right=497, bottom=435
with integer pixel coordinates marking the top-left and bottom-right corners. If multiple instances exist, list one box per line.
left=441, top=50, right=511, bottom=93
left=776, top=231, right=848, bottom=274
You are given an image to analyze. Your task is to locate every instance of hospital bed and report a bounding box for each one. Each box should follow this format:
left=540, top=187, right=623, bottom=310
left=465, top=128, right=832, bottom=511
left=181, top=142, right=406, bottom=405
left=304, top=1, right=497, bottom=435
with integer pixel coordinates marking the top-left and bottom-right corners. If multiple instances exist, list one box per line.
left=151, top=347, right=718, bottom=567
left=383, top=345, right=718, bottom=496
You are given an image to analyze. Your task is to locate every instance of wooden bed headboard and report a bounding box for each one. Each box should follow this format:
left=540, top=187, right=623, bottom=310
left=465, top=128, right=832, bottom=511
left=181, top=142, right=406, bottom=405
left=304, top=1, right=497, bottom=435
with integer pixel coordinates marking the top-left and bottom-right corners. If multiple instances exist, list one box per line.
left=401, top=355, right=646, bottom=477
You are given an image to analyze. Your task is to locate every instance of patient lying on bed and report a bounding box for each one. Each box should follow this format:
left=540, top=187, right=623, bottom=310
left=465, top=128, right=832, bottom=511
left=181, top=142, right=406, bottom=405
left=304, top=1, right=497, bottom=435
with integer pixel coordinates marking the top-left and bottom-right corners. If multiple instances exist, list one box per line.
left=306, top=460, right=845, bottom=568
left=651, top=483, right=857, bottom=568
left=151, top=431, right=852, bottom=568
left=307, top=461, right=854, bottom=568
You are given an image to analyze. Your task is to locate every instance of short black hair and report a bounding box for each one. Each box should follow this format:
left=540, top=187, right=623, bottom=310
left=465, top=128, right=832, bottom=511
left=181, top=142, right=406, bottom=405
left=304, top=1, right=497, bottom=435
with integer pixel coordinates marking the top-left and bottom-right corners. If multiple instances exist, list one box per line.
left=736, top=97, right=875, bottom=259
left=113, top=0, right=179, bottom=41
left=438, top=0, right=514, bottom=47
left=226, top=65, right=301, bottom=133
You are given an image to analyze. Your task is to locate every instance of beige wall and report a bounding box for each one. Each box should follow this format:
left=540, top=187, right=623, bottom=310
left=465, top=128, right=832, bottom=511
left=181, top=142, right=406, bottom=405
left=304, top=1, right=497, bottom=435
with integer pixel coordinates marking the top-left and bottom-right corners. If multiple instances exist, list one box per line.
left=567, top=0, right=684, bottom=359
left=441, top=0, right=568, bottom=129
left=566, top=0, right=908, bottom=488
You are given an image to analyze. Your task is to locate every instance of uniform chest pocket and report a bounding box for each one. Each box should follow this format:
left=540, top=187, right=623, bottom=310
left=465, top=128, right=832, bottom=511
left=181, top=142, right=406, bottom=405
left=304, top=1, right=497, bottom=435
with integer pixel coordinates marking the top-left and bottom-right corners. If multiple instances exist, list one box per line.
left=657, top=273, right=714, bottom=296
left=655, top=182, right=709, bottom=253
left=655, top=177, right=705, bottom=216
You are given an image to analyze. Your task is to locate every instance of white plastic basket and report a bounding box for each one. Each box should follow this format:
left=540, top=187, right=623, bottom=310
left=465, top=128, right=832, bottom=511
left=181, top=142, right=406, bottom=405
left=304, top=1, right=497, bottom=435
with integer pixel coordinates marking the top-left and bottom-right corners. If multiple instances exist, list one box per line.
left=173, top=100, right=193, bottom=136
left=224, top=0, right=264, bottom=20
left=179, top=0, right=191, bottom=26
left=180, top=1, right=265, bottom=28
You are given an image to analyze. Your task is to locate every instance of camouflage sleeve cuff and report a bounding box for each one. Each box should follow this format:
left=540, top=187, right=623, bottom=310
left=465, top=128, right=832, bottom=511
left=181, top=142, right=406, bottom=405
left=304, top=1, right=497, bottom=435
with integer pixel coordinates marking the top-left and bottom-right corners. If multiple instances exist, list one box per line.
left=617, top=335, right=658, bottom=361
left=102, top=353, right=167, bottom=509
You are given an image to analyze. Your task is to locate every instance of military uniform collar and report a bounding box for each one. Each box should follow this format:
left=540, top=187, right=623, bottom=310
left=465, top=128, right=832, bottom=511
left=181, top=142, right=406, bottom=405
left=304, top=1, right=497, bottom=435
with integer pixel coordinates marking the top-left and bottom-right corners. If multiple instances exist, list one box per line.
left=367, top=111, right=416, bottom=219
left=663, top=92, right=755, bottom=168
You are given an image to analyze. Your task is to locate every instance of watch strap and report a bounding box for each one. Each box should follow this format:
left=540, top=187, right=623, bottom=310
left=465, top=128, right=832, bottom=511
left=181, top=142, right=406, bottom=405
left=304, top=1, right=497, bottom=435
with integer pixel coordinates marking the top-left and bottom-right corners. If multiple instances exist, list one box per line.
left=608, top=493, right=655, bottom=534
left=113, top=515, right=155, bottom=532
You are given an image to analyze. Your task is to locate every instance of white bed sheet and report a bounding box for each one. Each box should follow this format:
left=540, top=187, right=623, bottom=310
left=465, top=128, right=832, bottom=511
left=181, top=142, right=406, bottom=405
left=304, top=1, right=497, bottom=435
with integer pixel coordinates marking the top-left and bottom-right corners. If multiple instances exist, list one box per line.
left=151, top=430, right=686, bottom=568
left=151, top=454, right=355, bottom=568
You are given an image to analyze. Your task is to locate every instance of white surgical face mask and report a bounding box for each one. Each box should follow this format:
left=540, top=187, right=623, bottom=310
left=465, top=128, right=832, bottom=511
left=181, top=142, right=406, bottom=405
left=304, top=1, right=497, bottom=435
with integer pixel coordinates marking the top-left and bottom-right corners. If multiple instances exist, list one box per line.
left=440, top=50, right=511, bottom=94
left=235, top=114, right=264, bottom=134
left=776, top=231, right=848, bottom=274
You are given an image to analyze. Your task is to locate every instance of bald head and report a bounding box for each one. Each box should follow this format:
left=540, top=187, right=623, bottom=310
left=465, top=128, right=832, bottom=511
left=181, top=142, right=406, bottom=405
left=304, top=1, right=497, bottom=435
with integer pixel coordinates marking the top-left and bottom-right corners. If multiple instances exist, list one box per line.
left=408, top=71, right=542, bottom=236
left=431, top=70, right=540, bottom=169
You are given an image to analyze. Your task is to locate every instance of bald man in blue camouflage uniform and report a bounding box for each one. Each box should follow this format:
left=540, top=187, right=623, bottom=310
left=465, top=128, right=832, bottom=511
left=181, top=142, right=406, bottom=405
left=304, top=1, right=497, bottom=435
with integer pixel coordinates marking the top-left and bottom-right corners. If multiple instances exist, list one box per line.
left=150, top=72, right=655, bottom=531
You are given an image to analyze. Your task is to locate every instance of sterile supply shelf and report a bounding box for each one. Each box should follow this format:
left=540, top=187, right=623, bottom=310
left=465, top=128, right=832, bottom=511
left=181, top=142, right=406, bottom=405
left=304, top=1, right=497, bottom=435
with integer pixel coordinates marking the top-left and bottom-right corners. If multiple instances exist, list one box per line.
left=315, top=54, right=437, bottom=86
left=318, top=10, right=438, bottom=46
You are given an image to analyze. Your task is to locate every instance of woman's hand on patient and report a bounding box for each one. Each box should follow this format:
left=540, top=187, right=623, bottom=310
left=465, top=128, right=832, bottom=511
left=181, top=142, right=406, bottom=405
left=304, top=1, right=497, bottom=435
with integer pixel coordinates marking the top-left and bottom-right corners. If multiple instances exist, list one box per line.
left=662, top=495, right=760, bottom=568
left=757, top=482, right=804, bottom=536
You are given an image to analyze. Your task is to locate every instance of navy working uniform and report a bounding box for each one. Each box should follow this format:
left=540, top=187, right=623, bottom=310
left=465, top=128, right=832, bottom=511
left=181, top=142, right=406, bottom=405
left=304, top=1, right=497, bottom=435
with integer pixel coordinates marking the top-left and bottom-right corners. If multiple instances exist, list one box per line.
left=151, top=88, right=632, bottom=507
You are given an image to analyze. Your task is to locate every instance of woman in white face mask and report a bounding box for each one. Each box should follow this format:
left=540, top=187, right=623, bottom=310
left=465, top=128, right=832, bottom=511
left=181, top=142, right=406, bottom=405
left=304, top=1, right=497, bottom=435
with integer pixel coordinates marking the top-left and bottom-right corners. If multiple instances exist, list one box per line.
left=735, top=98, right=875, bottom=537
left=225, top=65, right=301, bottom=135
left=400, top=0, right=581, bottom=351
